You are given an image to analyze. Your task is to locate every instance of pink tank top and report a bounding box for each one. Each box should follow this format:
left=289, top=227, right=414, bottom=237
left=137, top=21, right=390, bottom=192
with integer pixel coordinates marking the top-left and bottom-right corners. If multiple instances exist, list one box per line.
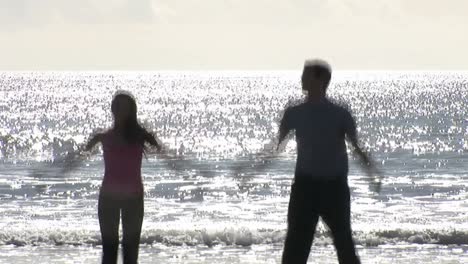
left=101, top=132, right=144, bottom=195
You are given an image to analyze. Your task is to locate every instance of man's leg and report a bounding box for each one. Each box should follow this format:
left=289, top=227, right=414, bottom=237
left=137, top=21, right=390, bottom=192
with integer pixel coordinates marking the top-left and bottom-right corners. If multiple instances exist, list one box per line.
left=98, top=193, right=121, bottom=264
left=121, top=194, right=144, bottom=264
left=282, top=183, right=319, bottom=264
left=321, top=181, right=360, bottom=264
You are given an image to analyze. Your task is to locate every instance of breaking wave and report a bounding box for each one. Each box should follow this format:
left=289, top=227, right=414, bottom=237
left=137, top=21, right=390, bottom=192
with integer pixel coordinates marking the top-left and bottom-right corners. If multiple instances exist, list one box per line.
left=1, top=227, right=467, bottom=247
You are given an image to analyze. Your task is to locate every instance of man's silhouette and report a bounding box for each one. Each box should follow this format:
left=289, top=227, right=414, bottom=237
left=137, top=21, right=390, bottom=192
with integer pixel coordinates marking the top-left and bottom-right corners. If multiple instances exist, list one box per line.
left=278, top=60, right=380, bottom=264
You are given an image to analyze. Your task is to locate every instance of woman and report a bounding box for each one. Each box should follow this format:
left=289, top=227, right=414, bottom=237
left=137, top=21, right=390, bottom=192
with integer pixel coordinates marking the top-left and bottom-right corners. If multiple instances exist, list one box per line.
left=83, top=92, right=161, bottom=264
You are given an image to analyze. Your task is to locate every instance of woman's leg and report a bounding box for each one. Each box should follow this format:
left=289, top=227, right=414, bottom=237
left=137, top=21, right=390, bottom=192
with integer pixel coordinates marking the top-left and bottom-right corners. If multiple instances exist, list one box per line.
left=121, top=194, right=144, bottom=264
left=98, top=193, right=121, bottom=264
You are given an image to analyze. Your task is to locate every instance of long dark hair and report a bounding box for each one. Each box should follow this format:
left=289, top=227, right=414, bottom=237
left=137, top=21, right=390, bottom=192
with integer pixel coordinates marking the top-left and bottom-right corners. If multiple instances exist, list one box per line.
left=111, top=92, right=152, bottom=146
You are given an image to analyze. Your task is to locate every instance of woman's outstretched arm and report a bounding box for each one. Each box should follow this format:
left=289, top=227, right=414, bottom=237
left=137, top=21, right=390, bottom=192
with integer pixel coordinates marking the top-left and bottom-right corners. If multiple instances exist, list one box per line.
left=59, top=133, right=104, bottom=174
left=143, top=131, right=193, bottom=173
left=143, top=131, right=162, bottom=152
left=30, top=132, right=104, bottom=178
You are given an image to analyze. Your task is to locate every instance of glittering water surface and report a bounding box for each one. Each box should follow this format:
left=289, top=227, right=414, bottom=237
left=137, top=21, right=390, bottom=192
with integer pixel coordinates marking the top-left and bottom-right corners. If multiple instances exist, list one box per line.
left=0, top=71, right=467, bottom=263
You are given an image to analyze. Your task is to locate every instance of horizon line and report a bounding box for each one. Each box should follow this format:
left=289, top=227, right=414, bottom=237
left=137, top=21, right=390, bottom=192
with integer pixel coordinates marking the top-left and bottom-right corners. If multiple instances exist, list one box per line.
left=1, top=69, right=468, bottom=73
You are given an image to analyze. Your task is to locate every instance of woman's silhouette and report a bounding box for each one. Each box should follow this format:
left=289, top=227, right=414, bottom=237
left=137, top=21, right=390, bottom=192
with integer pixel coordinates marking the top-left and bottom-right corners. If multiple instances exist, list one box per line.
left=66, top=91, right=161, bottom=264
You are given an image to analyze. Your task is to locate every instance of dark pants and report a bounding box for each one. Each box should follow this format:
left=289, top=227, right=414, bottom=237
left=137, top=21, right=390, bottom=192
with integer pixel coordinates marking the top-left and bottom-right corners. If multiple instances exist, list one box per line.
left=282, top=176, right=360, bottom=264
left=98, top=192, right=144, bottom=264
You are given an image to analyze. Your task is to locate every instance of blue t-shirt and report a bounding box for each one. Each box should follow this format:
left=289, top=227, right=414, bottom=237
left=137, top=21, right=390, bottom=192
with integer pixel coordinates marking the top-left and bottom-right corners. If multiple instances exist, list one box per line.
left=280, top=98, right=357, bottom=179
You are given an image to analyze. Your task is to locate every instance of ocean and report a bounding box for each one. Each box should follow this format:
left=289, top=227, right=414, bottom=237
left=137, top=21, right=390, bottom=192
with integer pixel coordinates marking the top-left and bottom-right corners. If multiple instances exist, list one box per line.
left=0, top=71, right=467, bottom=263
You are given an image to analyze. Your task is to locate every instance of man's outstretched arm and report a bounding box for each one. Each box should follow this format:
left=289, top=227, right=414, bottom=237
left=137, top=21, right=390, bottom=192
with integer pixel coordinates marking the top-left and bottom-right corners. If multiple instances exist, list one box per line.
left=277, top=107, right=293, bottom=152
left=345, top=113, right=382, bottom=193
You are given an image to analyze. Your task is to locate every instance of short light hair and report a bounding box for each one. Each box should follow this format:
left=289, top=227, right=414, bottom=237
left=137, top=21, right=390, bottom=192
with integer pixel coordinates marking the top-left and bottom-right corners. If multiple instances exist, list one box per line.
left=302, top=59, right=332, bottom=91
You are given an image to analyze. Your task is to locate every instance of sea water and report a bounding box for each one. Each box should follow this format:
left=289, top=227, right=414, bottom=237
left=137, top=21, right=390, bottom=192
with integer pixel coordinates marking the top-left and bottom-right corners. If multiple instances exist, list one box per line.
left=0, top=71, right=467, bottom=263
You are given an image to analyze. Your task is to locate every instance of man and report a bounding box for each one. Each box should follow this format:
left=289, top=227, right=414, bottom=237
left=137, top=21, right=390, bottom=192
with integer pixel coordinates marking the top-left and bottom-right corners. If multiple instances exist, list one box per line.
left=278, top=60, right=381, bottom=264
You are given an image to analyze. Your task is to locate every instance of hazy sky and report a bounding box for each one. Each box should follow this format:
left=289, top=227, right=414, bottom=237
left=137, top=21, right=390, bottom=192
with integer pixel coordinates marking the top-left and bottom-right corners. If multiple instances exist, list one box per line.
left=0, top=0, right=467, bottom=70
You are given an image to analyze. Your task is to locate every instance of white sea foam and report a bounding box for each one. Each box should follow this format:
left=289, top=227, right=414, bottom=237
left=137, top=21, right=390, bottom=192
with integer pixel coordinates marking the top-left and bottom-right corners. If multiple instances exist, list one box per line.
left=1, top=226, right=467, bottom=247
